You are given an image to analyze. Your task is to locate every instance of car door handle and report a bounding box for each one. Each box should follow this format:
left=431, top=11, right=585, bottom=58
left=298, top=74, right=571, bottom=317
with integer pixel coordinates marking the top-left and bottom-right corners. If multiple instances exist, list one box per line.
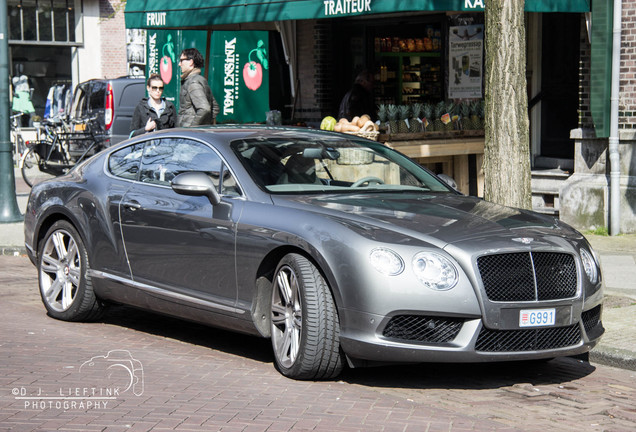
left=123, top=201, right=142, bottom=211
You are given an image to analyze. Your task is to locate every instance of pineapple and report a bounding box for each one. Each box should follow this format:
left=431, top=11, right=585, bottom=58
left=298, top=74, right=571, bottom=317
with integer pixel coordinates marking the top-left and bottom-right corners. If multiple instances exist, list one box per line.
left=397, top=104, right=411, bottom=134
left=377, top=104, right=388, bottom=132
left=469, top=100, right=480, bottom=130
left=421, top=103, right=433, bottom=132
left=433, top=101, right=446, bottom=131
left=460, top=102, right=471, bottom=130
left=410, top=103, right=423, bottom=132
left=387, top=104, right=399, bottom=134
left=444, top=101, right=456, bottom=131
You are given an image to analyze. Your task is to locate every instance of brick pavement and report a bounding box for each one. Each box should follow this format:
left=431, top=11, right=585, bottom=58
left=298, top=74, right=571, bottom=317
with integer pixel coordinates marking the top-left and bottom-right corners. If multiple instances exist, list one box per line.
left=1, top=255, right=636, bottom=432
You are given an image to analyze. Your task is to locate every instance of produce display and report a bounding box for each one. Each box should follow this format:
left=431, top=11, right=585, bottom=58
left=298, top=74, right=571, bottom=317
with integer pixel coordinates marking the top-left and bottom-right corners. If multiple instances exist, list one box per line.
left=318, top=100, right=483, bottom=136
left=377, top=100, right=484, bottom=134
left=320, top=115, right=378, bottom=134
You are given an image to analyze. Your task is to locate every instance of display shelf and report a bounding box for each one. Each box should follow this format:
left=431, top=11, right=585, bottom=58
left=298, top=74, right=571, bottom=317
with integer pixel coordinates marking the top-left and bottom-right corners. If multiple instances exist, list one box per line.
left=376, top=52, right=441, bottom=58
left=374, top=51, right=442, bottom=104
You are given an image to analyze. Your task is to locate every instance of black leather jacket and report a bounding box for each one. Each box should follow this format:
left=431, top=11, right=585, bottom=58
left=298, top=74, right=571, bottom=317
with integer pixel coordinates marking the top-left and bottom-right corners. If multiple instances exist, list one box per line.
left=130, top=97, right=176, bottom=137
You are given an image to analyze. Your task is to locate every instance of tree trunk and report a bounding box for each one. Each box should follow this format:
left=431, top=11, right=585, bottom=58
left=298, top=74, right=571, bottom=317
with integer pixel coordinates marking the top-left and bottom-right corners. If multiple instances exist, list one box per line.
left=483, top=0, right=532, bottom=209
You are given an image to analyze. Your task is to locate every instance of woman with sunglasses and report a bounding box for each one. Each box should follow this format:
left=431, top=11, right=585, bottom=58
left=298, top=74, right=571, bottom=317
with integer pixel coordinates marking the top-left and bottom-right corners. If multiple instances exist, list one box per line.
left=130, top=74, right=176, bottom=137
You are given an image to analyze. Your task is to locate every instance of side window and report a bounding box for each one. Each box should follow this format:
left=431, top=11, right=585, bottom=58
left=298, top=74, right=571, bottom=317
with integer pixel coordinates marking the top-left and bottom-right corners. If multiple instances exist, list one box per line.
left=70, top=85, right=88, bottom=119
left=88, top=82, right=106, bottom=114
left=108, top=143, right=144, bottom=180
left=139, top=138, right=223, bottom=187
left=220, top=165, right=241, bottom=197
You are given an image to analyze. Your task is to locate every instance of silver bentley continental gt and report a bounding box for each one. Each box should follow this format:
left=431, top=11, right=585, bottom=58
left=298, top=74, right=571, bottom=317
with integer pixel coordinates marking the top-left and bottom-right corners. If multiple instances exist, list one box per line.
left=24, top=126, right=604, bottom=380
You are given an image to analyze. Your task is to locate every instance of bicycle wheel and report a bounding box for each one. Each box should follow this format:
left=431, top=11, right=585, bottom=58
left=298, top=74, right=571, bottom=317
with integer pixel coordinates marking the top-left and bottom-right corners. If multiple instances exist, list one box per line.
left=21, top=149, right=57, bottom=188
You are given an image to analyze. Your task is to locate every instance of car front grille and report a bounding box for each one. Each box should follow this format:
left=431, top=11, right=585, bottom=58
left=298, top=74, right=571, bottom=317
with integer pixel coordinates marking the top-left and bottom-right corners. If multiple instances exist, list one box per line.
left=475, top=324, right=581, bottom=352
left=382, top=315, right=464, bottom=343
left=477, top=252, right=577, bottom=302
left=581, top=305, right=602, bottom=334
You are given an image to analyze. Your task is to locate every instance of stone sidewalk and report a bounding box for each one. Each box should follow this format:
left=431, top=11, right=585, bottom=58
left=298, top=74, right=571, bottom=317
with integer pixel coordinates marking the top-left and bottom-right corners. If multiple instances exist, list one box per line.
left=585, top=233, right=636, bottom=370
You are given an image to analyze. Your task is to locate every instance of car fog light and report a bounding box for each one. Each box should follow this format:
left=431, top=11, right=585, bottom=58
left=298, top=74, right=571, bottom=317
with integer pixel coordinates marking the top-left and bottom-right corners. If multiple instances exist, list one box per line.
left=580, top=248, right=598, bottom=284
left=369, top=248, right=404, bottom=276
left=412, top=252, right=458, bottom=290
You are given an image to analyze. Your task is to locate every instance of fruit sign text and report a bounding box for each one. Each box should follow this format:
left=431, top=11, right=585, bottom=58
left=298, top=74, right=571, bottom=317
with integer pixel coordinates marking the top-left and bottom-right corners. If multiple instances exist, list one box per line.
left=146, top=12, right=166, bottom=26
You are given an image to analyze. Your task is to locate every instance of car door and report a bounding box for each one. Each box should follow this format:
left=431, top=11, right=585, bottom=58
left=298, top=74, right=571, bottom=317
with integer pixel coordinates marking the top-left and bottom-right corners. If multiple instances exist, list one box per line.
left=119, top=137, right=242, bottom=312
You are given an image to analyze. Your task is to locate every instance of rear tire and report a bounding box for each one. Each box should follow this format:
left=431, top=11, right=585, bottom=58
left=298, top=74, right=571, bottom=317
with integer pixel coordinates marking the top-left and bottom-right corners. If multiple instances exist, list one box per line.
left=38, top=220, right=104, bottom=321
left=270, top=253, right=344, bottom=380
left=21, top=148, right=56, bottom=188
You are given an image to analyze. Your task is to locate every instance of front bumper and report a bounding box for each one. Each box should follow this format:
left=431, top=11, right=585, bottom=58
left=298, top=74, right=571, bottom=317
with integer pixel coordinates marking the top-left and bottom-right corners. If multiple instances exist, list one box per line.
left=339, top=305, right=604, bottom=365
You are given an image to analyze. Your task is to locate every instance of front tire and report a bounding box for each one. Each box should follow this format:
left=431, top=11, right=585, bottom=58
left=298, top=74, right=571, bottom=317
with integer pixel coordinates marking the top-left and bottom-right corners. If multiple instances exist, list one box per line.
left=38, top=220, right=103, bottom=321
left=270, top=253, right=344, bottom=380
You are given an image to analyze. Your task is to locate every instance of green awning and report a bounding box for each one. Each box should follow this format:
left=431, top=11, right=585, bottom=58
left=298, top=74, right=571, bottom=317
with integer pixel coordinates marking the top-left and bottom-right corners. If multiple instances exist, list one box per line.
left=125, top=0, right=591, bottom=29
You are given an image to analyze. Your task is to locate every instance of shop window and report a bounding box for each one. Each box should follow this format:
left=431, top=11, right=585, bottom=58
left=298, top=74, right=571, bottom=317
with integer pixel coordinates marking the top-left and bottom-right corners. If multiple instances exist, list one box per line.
left=38, top=1, right=53, bottom=41
left=8, top=3, right=22, bottom=40
left=54, top=2, right=74, bottom=42
left=21, top=1, right=38, bottom=41
left=8, top=0, right=76, bottom=44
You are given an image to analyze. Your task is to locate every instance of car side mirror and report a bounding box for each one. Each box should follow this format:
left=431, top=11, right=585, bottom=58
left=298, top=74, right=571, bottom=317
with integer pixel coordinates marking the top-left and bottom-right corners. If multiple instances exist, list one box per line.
left=171, top=172, right=221, bottom=206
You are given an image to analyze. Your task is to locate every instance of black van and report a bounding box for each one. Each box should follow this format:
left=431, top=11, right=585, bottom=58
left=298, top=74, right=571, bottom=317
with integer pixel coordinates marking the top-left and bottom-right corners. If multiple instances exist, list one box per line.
left=68, top=77, right=145, bottom=146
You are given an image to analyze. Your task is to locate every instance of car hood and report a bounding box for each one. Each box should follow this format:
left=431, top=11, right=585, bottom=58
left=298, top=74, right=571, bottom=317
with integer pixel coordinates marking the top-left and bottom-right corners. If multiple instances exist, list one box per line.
left=272, top=192, right=580, bottom=249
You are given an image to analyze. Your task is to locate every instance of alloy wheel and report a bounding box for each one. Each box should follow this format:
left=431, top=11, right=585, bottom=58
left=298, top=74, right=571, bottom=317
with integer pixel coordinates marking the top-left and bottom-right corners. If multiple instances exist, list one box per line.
left=39, top=228, right=82, bottom=312
left=271, top=264, right=303, bottom=368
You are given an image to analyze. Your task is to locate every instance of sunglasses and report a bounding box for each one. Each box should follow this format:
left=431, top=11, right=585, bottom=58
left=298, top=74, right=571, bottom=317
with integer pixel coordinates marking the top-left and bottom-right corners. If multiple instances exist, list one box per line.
left=178, top=57, right=190, bottom=63
left=150, top=86, right=164, bottom=91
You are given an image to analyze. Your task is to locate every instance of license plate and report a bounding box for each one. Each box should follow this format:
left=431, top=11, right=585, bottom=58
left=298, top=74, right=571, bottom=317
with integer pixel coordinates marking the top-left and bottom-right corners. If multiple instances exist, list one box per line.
left=519, top=308, right=555, bottom=327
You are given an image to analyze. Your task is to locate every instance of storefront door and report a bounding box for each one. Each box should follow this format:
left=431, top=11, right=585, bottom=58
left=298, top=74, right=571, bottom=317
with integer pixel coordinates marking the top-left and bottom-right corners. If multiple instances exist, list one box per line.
left=539, top=13, right=580, bottom=160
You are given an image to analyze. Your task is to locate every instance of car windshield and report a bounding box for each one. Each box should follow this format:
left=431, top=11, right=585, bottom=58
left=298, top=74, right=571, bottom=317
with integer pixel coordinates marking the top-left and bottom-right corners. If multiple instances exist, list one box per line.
left=231, top=135, right=453, bottom=194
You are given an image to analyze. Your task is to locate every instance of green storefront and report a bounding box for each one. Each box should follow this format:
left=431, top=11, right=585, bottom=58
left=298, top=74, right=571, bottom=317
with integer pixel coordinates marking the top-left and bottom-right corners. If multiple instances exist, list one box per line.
left=125, top=0, right=608, bottom=131
left=124, top=0, right=613, bottom=199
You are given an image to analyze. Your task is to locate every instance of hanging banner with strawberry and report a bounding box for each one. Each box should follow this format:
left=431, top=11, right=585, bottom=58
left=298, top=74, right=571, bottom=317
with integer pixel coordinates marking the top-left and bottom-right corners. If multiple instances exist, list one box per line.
left=211, top=31, right=270, bottom=124
left=146, top=29, right=207, bottom=111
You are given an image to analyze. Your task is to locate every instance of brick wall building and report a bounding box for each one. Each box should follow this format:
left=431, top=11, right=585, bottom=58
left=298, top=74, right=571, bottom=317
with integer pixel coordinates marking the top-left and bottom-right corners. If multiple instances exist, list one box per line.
left=619, top=0, right=636, bottom=130
left=561, top=0, right=636, bottom=234
left=99, top=0, right=129, bottom=78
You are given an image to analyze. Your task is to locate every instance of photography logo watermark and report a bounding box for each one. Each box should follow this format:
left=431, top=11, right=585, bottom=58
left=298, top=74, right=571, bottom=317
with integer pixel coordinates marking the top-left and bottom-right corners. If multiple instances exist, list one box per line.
left=12, top=350, right=144, bottom=410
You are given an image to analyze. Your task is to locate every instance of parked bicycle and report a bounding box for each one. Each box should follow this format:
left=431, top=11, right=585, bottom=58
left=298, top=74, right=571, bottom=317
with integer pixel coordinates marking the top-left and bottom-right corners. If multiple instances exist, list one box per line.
left=20, top=116, right=107, bottom=187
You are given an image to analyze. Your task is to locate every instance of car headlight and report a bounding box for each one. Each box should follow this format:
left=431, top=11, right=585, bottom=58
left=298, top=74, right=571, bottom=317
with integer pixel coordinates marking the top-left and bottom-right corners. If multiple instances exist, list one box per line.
left=412, top=252, right=458, bottom=290
left=580, top=248, right=598, bottom=284
left=369, top=248, right=404, bottom=276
